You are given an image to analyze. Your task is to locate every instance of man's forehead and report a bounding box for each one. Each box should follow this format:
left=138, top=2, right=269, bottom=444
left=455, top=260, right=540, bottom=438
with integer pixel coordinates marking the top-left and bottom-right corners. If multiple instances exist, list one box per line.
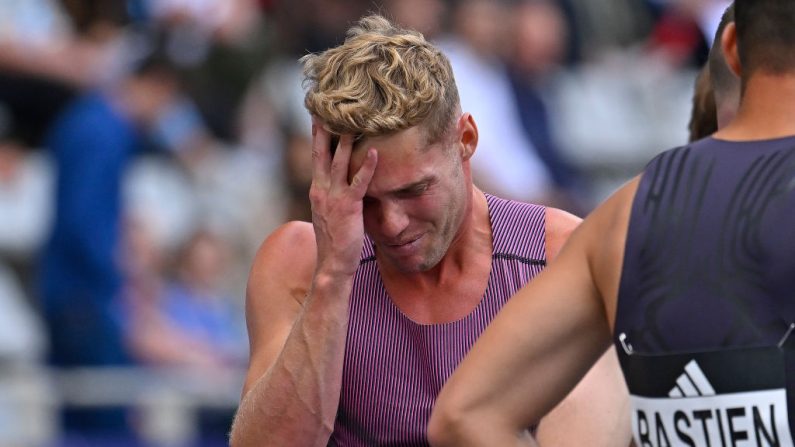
left=355, top=126, right=430, bottom=151
left=350, top=135, right=444, bottom=171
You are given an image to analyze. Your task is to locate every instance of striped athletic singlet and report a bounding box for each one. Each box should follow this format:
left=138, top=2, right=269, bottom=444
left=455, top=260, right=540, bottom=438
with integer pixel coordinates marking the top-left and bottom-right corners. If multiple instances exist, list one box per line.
left=329, top=194, right=547, bottom=446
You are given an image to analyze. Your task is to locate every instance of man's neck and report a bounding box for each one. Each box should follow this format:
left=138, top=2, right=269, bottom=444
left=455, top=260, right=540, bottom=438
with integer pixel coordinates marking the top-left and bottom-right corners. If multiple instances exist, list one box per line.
left=714, top=72, right=795, bottom=141
left=377, top=187, right=494, bottom=324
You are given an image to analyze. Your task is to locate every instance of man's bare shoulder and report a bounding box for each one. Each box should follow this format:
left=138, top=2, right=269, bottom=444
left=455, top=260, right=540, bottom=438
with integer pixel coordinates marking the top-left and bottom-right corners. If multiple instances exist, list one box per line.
left=590, top=177, right=640, bottom=233
left=583, top=176, right=641, bottom=327
left=544, top=207, right=582, bottom=261
left=240, top=221, right=318, bottom=401
left=248, top=221, right=317, bottom=307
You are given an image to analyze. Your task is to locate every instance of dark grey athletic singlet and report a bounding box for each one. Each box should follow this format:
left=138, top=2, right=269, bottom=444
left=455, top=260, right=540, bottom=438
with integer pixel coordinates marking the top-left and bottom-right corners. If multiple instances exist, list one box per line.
left=616, top=135, right=795, bottom=446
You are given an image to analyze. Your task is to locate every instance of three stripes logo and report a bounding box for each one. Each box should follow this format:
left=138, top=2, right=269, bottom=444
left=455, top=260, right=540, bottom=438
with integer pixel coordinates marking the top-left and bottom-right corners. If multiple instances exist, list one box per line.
left=667, top=360, right=715, bottom=398
left=629, top=358, right=793, bottom=447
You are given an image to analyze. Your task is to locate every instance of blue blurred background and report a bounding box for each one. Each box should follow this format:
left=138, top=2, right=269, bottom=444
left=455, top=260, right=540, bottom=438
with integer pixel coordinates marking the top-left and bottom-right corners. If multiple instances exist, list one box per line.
left=0, top=0, right=729, bottom=445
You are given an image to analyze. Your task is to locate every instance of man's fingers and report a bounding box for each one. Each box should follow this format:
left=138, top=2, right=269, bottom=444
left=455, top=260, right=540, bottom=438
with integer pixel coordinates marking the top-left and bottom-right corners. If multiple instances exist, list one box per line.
left=330, top=134, right=354, bottom=185
left=311, top=120, right=372, bottom=203
left=349, top=148, right=378, bottom=197
left=311, top=117, right=331, bottom=187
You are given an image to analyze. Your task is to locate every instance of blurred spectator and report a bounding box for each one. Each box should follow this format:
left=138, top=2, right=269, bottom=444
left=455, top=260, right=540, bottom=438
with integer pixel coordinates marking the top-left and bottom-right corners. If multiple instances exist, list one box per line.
left=0, top=132, right=53, bottom=271
left=0, top=137, right=51, bottom=435
left=0, top=0, right=127, bottom=88
left=507, top=0, right=586, bottom=213
left=59, top=0, right=130, bottom=33
left=646, top=0, right=710, bottom=68
left=141, top=0, right=261, bottom=47
left=139, top=0, right=267, bottom=141
left=125, top=226, right=247, bottom=369
left=438, top=0, right=553, bottom=203
left=38, top=45, right=209, bottom=437
left=0, top=0, right=81, bottom=148
left=645, top=0, right=732, bottom=46
left=235, top=0, right=372, bottom=221
left=237, top=58, right=310, bottom=221
left=123, top=223, right=246, bottom=445
left=0, top=0, right=102, bottom=86
left=269, top=0, right=370, bottom=55
left=565, top=0, right=654, bottom=58
left=383, top=0, right=447, bottom=40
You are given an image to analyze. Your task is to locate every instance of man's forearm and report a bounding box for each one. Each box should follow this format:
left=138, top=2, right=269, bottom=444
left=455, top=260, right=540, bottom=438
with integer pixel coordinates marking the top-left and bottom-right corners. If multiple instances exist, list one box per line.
left=428, top=414, right=539, bottom=447
left=230, top=274, right=353, bottom=447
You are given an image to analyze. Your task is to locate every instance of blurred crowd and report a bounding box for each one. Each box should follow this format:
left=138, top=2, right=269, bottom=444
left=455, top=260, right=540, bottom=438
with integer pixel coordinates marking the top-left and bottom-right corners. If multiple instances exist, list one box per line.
left=0, top=0, right=729, bottom=445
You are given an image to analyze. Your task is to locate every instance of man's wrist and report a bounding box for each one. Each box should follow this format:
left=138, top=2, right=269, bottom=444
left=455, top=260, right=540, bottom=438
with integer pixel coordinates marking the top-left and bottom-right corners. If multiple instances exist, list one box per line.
left=311, top=268, right=355, bottom=295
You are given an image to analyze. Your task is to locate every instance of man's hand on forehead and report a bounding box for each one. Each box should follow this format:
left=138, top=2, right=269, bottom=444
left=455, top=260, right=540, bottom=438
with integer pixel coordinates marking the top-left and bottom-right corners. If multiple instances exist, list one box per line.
left=329, top=133, right=340, bottom=156
left=312, top=118, right=367, bottom=157
left=309, top=115, right=378, bottom=277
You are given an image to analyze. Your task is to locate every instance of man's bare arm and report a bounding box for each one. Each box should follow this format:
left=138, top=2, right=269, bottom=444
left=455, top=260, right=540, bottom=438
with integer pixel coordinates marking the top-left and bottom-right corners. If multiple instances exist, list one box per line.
left=535, top=347, right=632, bottom=446
left=230, top=126, right=378, bottom=447
left=228, top=222, right=355, bottom=447
left=514, top=207, right=632, bottom=446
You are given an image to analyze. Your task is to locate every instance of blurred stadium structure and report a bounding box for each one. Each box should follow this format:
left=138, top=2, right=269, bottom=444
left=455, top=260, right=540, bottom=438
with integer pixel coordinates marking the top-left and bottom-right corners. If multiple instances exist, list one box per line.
left=0, top=0, right=730, bottom=444
left=0, top=365, right=244, bottom=445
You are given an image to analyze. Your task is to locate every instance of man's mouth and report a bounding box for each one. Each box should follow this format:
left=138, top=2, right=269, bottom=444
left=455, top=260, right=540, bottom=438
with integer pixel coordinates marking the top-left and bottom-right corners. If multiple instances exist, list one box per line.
left=388, top=234, right=422, bottom=247
left=385, top=234, right=424, bottom=253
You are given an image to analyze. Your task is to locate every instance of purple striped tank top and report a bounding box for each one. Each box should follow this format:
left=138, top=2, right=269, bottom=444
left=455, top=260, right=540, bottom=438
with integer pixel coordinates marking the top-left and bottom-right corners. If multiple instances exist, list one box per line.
left=329, top=194, right=547, bottom=446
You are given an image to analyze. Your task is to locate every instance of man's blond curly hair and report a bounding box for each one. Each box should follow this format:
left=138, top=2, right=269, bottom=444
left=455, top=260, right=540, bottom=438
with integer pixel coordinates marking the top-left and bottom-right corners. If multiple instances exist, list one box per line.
left=301, top=14, right=459, bottom=146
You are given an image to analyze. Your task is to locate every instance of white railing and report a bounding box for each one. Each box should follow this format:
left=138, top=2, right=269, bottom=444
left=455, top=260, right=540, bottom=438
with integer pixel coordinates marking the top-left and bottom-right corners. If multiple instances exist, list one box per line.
left=0, top=364, right=246, bottom=446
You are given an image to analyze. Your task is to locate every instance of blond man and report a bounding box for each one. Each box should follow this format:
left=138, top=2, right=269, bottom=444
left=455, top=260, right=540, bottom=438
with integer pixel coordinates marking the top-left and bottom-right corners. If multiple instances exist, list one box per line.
left=230, top=15, right=631, bottom=447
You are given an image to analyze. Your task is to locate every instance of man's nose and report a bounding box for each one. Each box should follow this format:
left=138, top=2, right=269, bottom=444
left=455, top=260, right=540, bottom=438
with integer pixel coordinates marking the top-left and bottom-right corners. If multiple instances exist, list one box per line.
left=379, top=201, right=410, bottom=240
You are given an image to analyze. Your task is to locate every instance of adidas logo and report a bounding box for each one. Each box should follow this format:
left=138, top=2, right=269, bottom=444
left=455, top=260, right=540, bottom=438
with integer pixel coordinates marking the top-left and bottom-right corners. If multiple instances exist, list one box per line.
left=666, top=359, right=716, bottom=398
left=631, top=358, right=793, bottom=446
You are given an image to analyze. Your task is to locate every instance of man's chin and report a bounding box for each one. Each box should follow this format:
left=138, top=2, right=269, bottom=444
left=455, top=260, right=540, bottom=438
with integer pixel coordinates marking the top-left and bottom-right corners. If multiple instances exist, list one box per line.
left=381, top=254, right=432, bottom=274
left=376, top=240, right=444, bottom=273
left=397, top=254, right=444, bottom=274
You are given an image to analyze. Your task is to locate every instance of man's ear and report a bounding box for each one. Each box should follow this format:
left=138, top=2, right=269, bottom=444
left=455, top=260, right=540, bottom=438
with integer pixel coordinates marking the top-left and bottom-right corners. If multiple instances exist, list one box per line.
left=457, top=113, right=478, bottom=161
left=721, top=22, right=742, bottom=78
